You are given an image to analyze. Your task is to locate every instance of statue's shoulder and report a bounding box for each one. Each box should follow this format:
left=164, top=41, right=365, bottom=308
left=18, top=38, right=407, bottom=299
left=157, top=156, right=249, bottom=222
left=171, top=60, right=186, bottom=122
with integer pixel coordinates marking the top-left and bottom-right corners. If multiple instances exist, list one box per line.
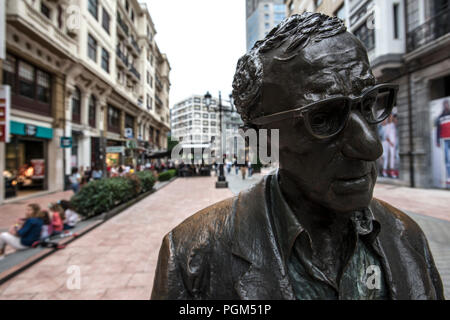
left=170, top=196, right=236, bottom=242
left=371, top=197, right=427, bottom=242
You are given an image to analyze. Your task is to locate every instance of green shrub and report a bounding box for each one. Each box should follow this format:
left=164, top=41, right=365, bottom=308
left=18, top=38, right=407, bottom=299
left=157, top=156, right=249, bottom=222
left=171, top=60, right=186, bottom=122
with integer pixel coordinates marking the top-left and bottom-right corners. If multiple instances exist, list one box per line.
left=158, top=169, right=177, bottom=182
left=136, top=171, right=156, bottom=192
left=71, top=171, right=156, bottom=218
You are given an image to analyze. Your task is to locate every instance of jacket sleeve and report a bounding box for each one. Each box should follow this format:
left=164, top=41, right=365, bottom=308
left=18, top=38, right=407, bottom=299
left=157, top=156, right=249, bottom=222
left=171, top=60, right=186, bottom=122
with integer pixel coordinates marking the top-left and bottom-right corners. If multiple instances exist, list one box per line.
left=419, top=230, right=445, bottom=299
left=151, top=232, right=189, bottom=300
left=17, top=220, right=32, bottom=237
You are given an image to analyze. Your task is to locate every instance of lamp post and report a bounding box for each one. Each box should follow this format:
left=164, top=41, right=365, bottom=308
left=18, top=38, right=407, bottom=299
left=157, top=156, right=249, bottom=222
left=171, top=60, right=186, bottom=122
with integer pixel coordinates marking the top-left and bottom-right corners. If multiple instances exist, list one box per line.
left=204, top=91, right=235, bottom=188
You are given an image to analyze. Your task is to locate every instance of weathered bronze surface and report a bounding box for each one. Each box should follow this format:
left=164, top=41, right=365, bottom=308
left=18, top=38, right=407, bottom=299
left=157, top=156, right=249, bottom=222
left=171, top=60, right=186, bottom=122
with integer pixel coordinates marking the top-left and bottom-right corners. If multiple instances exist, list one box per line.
left=151, top=13, right=444, bottom=300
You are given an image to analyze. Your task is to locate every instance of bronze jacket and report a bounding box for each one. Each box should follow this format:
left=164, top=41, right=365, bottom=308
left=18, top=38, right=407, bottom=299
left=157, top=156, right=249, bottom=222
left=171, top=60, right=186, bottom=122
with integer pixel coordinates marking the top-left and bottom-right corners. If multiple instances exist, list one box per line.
left=151, top=175, right=444, bottom=300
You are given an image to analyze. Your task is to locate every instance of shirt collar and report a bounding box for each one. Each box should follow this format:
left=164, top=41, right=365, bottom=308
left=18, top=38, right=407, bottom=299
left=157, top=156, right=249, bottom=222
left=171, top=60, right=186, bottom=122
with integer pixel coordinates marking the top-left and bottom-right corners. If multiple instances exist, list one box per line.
left=269, top=169, right=380, bottom=263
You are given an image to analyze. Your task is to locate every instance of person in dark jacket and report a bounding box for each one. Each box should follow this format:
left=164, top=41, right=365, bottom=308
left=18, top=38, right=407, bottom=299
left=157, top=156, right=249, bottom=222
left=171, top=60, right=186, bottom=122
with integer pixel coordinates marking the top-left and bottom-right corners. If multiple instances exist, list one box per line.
left=0, top=205, right=44, bottom=258
left=151, top=13, right=444, bottom=300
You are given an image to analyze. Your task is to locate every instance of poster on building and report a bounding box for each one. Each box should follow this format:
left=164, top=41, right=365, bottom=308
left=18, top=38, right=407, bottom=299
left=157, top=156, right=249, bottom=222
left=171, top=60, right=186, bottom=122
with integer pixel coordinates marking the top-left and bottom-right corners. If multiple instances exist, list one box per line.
left=30, top=159, right=45, bottom=179
left=377, top=107, right=400, bottom=179
left=430, top=97, right=450, bottom=189
left=0, top=85, right=10, bottom=143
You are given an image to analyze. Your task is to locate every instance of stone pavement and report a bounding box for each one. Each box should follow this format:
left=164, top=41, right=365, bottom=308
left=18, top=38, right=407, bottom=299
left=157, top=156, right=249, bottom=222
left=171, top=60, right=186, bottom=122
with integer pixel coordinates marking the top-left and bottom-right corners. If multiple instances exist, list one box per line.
left=0, top=190, right=74, bottom=230
left=0, top=177, right=232, bottom=300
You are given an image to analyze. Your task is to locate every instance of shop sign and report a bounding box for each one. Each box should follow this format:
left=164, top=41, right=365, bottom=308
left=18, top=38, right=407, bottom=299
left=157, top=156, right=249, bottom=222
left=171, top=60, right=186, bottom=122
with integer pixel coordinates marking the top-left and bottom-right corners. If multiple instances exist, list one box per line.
left=126, top=139, right=137, bottom=149
left=125, top=128, right=134, bottom=139
left=30, top=159, right=45, bottom=179
left=60, top=137, right=73, bottom=148
left=25, top=124, right=37, bottom=136
left=106, top=146, right=125, bottom=154
left=0, top=85, right=10, bottom=143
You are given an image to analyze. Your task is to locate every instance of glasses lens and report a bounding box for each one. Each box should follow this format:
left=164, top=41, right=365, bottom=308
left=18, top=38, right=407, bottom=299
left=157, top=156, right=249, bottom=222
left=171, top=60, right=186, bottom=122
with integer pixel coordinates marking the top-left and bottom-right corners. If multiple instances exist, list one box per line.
left=305, top=99, right=349, bottom=138
left=362, top=87, right=395, bottom=124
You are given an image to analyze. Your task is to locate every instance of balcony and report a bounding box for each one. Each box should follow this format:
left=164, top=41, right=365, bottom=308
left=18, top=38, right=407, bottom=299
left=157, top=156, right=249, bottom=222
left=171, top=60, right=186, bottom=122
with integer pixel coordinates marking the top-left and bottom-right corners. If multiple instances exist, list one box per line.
left=155, top=95, right=163, bottom=109
left=117, top=13, right=129, bottom=36
left=116, top=47, right=129, bottom=67
left=129, top=65, right=141, bottom=80
left=130, top=36, right=141, bottom=55
left=155, top=75, right=163, bottom=91
left=407, top=8, right=450, bottom=52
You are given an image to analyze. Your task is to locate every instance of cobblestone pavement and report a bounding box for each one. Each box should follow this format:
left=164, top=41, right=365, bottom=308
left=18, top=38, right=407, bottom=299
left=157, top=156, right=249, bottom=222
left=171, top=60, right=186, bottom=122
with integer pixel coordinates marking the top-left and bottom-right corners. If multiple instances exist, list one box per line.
left=0, top=177, right=232, bottom=300
left=0, top=190, right=75, bottom=230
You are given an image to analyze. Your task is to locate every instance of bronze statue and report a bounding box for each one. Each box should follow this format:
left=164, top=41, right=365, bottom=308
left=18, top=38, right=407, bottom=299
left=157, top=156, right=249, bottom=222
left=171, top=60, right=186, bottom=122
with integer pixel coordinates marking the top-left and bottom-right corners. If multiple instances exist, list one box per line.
left=151, top=13, right=444, bottom=300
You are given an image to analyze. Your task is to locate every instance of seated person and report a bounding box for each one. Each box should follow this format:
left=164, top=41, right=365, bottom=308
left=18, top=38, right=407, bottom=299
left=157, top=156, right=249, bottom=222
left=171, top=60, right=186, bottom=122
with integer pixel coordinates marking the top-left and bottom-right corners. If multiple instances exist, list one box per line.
left=0, top=205, right=44, bottom=258
left=59, top=200, right=80, bottom=230
left=48, top=203, right=65, bottom=236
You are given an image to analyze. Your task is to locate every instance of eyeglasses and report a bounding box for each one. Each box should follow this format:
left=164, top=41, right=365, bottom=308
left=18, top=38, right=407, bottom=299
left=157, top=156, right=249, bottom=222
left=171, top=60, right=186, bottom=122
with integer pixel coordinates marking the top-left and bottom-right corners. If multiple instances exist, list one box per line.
left=250, top=83, right=399, bottom=139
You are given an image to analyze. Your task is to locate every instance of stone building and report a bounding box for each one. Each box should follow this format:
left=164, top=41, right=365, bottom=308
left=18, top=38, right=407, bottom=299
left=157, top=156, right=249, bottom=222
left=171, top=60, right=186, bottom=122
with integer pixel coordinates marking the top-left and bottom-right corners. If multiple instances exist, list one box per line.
left=0, top=0, right=171, bottom=203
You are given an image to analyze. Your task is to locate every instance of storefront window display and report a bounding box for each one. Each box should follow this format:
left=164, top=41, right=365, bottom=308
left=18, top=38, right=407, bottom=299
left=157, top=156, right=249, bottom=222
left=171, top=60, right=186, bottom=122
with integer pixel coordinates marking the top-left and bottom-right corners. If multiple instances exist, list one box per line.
left=430, top=97, right=450, bottom=189
left=377, top=107, right=400, bottom=179
left=4, top=137, right=47, bottom=198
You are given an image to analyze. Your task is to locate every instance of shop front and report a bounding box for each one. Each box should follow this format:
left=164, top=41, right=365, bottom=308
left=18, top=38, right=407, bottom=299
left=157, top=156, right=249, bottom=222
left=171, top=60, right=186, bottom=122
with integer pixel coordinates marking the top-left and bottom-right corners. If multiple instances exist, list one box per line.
left=105, top=139, right=124, bottom=172
left=4, top=120, right=52, bottom=199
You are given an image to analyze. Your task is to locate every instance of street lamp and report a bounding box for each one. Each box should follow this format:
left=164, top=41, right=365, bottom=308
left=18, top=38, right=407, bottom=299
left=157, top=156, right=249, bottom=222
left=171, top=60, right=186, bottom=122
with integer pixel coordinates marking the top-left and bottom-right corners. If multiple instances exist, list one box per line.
left=204, top=91, right=235, bottom=188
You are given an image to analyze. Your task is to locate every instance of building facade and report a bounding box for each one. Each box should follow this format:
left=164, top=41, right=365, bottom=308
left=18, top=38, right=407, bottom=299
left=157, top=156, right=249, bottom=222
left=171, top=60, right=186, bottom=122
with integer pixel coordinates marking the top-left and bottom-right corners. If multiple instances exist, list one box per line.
left=285, top=0, right=345, bottom=18
left=0, top=0, right=171, bottom=203
left=171, top=94, right=243, bottom=163
left=285, top=0, right=450, bottom=189
left=246, top=0, right=286, bottom=51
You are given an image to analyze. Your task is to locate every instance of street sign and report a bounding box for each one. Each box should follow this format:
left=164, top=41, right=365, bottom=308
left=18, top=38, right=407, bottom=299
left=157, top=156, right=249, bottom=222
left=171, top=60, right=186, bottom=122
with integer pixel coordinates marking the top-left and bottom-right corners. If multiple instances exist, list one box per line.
left=60, top=136, right=73, bottom=148
left=106, top=146, right=125, bottom=154
left=0, top=85, right=10, bottom=143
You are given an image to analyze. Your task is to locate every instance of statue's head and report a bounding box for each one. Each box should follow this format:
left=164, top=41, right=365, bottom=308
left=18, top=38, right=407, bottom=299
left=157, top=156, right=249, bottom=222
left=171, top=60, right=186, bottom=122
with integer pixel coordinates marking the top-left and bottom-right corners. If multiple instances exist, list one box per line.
left=232, top=12, right=398, bottom=213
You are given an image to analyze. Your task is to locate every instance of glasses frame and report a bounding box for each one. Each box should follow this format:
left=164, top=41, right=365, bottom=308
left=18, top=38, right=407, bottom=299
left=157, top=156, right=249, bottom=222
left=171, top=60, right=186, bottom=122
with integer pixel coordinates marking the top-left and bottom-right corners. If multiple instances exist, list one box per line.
left=250, top=83, right=399, bottom=139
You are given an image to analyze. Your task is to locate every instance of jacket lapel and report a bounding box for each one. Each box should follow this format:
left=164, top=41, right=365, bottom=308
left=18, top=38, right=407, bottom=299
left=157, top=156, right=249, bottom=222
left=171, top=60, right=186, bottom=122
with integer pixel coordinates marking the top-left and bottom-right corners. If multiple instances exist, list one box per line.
left=370, top=199, right=437, bottom=299
left=231, top=175, right=295, bottom=300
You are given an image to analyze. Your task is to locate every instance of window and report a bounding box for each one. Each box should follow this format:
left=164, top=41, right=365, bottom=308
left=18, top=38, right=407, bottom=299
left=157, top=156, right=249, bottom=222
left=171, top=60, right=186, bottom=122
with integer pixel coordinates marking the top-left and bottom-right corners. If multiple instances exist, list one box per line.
left=108, top=105, right=120, bottom=133
left=41, top=2, right=51, bottom=19
left=125, top=0, right=129, bottom=12
left=147, top=95, right=155, bottom=110
left=3, top=54, right=16, bottom=91
left=265, top=13, right=270, bottom=20
left=102, top=8, right=110, bottom=34
left=88, top=95, right=97, bottom=128
left=88, top=0, right=98, bottom=20
left=88, top=34, right=97, bottom=62
left=265, top=23, right=270, bottom=29
left=101, top=48, right=109, bottom=73
left=125, top=114, right=135, bottom=137
left=210, top=114, right=216, bottom=119
left=131, top=10, right=134, bottom=22
left=264, top=4, right=269, bottom=10
left=203, top=121, right=209, bottom=126
left=315, top=0, right=323, bottom=8
left=202, top=113, right=208, bottom=119
left=353, top=18, right=375, bottom=51
left=211, top=121, right=216, bottom=126
left=18, top=61, right=35, bottom=99
left=36, top=70, right=51, bottom=103
left=334, top=4, right=345, bottom=20
left=72, top=87, right=81, bottom=124
left=4, top=53, right=52, bottom=115
left=393, top=3, right=399, bottom=39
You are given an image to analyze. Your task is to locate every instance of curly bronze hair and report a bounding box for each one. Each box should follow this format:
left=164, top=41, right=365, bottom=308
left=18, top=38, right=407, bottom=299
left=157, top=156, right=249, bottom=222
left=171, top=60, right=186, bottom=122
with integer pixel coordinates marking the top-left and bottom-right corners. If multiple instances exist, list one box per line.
left=232, top=12, right=347, bottom=126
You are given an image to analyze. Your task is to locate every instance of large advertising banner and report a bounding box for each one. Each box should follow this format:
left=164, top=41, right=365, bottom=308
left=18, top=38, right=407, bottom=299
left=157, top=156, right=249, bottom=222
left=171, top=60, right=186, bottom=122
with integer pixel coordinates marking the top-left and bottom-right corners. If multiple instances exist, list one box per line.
left=430, top=97, right=450, bottom=189
left=377, top=107, right=400, bottom=179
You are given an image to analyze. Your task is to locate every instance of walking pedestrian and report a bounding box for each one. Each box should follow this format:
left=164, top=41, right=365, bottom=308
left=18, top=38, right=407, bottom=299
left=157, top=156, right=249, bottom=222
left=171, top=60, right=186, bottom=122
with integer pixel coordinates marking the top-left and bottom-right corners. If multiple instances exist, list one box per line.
left=69, top=167, right=81, bottom=193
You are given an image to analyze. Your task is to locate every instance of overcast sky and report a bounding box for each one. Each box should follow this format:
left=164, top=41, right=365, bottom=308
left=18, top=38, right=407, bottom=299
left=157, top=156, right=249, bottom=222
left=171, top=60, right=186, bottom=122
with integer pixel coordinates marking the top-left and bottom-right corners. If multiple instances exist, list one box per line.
left=145, top=0, right=247, bottom=106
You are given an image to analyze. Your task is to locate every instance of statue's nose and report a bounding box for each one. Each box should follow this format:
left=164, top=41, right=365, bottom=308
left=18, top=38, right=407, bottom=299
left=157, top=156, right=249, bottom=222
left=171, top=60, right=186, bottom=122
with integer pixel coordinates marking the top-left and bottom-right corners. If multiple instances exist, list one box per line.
left=341, top=112, right=383, bottom=161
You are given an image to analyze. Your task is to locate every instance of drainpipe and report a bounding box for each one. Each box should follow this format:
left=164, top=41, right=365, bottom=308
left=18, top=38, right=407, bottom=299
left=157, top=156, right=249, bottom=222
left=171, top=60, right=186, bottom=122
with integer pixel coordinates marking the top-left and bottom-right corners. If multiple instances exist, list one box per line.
left=404, top=0, right=416, bottom=187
